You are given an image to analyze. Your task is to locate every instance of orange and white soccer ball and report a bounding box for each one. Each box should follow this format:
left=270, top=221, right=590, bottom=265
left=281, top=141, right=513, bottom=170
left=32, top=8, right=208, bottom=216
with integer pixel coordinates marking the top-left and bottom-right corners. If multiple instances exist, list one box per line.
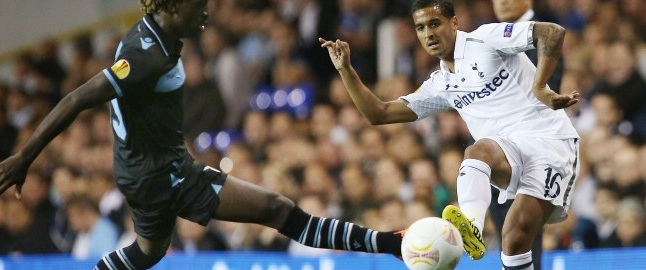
left=401, top=217, right=463, bottom=270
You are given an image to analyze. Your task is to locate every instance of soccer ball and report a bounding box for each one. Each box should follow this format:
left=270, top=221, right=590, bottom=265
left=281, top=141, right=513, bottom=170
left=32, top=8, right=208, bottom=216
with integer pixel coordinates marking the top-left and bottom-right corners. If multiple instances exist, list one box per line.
left=401, top=217, right=463, bottom=270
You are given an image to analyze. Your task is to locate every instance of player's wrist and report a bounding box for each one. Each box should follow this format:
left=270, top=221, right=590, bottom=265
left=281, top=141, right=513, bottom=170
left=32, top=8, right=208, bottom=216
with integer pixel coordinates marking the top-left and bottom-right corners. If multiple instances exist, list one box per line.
left=337, top=65, right=353, bottom=74
left=13, top=151, right=33, bottom=167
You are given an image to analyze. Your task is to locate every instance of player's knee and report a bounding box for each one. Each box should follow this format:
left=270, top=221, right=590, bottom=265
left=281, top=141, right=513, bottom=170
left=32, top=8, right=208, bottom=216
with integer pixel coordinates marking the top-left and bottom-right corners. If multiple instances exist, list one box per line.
left=137, top=236, right=170, bottom=256
left=464, top=144, right=491, bottom=161
left=264, top=191, right=295, bottom=224
left=143, top=252, right=165, bottom=268
left=125, top=239, right=168, bottom=269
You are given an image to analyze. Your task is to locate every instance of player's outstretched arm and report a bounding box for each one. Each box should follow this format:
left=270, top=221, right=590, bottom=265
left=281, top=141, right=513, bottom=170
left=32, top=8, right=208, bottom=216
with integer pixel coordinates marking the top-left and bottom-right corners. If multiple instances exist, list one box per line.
left=319, top=38, right=417, bottom=125
left=531, top=22, right=579, bottom=110
left=0, top=73, right=117, bottom=197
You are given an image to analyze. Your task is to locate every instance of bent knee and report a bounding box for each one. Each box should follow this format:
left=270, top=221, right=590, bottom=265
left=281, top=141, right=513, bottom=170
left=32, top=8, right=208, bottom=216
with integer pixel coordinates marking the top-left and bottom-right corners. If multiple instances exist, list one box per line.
left=261, top=192, right=295, bottom=227
left=266, top=192, right=295, bottom=216
left=138, top=237, right=170, bottom=258
left=464, top=140, right=505, bottom=165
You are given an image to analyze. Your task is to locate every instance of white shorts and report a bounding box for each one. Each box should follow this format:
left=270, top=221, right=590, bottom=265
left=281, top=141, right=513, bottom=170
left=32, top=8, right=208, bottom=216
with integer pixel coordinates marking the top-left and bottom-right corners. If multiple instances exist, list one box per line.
left=485, top=136, right=580, bottom=224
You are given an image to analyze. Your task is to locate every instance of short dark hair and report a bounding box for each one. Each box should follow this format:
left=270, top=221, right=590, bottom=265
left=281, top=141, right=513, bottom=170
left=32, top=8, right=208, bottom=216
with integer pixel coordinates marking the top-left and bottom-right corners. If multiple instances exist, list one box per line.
left=139, top=0, right=182, bottom=14
left=411, top=0, right=455, bottom=19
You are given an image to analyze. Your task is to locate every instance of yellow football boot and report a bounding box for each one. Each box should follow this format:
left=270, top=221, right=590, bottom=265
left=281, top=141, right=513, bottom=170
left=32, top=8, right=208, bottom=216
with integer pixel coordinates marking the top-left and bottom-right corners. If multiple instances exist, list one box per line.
left=442, top=205, right=486, bottom=260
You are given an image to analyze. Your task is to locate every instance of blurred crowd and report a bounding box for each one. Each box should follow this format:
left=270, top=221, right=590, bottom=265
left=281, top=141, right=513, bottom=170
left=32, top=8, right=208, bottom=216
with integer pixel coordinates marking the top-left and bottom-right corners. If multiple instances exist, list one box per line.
left=1, top=0, right=645, bottom=259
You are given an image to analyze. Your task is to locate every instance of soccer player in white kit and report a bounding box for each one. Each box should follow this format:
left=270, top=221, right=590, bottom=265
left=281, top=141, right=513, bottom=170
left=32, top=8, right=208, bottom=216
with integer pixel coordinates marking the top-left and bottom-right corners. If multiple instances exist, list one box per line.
left=320, top=0, right=580, bottom=269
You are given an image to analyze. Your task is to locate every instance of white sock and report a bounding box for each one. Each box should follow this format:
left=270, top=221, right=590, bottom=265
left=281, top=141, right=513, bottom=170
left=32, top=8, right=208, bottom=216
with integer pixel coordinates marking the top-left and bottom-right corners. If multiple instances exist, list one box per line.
left=456, top=159, right=492, bottom=231
left=501, top=251, right=533, bottom=270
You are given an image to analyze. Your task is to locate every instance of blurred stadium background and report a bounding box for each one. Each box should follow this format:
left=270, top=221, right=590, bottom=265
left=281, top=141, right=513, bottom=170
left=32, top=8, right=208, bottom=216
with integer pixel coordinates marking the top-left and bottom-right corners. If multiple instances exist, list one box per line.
left=0, top=0, right=645, bottom=269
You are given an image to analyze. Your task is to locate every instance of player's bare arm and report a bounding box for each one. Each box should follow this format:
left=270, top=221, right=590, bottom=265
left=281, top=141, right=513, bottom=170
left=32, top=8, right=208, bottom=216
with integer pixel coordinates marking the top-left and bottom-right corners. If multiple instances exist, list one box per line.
left=532, top=22, right=579, bottom=110
left=319, top=37, right=417, bottom=125
left=0, top=73, right=117, bottom=197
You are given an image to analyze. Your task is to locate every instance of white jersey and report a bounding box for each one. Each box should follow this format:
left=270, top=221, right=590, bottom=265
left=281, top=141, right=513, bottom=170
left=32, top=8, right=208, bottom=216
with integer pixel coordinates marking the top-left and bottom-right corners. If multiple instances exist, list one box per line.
left=400, top=22, right=578, bottom=140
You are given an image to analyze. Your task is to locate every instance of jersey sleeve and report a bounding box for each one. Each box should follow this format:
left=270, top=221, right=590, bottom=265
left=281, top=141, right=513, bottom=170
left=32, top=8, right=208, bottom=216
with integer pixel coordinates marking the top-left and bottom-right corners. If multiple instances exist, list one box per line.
left=102, top=47, right=162, bottom=97
left=398, top=72, right=451, bottom=119
left=472, top=21, right=536, bottom=55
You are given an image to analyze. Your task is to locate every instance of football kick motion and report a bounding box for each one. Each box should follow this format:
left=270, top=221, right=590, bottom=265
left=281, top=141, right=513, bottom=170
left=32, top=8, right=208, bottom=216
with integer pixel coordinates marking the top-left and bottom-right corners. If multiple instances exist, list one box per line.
left=0, top=0, right=407, bottom=269
left=321, top=0, right=580, bottom=269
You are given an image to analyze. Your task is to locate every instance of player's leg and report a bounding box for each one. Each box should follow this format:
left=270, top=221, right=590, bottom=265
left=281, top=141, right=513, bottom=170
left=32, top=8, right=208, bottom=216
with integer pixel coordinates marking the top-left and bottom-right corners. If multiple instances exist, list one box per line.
left=94, top=235, right=171, bottom=270
left=442, top=138, right=512, bottom=260
left=444, top=138, right=513, bottom=259
left=500, top=137, right=579, bottom=270
left=214, top=175, right=403, bottom=255
left=490, top=190, right=544, bottom=270
left=500, top=194, right=554, bottom=270
left=94, top=211, right=175, bottom=270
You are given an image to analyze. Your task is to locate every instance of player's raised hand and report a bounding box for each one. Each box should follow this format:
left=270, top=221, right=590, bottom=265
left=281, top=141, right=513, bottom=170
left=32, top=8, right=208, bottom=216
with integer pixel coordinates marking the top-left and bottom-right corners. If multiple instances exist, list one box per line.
left=0, top=154, right=29, bottom=199
left=550, top=90, right=580, bottom=110
left=319, top=38, right=351, bottom=71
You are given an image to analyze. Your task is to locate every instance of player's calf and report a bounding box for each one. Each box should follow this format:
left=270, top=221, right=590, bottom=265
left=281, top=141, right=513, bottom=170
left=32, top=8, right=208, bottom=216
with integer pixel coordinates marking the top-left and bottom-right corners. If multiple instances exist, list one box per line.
left=278, top=206, right=403, bottom=256
left=94, top=240, right=165, bottom=270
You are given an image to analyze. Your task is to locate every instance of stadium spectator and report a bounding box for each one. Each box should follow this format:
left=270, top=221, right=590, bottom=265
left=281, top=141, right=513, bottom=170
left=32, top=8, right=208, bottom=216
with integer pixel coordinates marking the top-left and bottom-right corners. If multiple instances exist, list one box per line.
left=594, top=185, right=621, bottom=243
left=600, top=197, right=646, bottom=248
left=492, top=0, right=564, bottom=93
left=66, top=195, right=119, bottom=259
left=408, top=158, right=451, bottom=215
left=0, top=85, right=18, bottom=160
left=200, top=26, right=251, bottom=130
left=373, top=157, right=413, bottom=204
left=598, top=41, right=646, bottom=143
left=170, top=218, right=228, bottom=253
left=0, top=0, right=644, bottom=262
left=339, top=162, right=376, bottom=223
left=182, top=52, right=227, bottom=139
left=0, top=197, right=59, bottom=255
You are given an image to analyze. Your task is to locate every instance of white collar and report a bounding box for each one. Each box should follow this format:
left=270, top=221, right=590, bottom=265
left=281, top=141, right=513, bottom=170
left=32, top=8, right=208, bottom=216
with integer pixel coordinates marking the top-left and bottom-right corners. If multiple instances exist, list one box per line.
left=516, top=9, right=535, bottom=22
left=439, top=30, right=466, bottom=74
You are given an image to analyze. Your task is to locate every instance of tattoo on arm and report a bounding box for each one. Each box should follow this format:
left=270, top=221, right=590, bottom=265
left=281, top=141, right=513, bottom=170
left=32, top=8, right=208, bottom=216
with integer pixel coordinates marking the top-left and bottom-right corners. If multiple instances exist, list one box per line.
left=534, top=23, right=565, bottom=57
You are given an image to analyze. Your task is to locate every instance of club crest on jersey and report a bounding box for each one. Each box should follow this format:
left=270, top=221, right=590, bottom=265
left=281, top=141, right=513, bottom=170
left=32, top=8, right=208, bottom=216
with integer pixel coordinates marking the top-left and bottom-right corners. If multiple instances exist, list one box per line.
left=471, top=63, right=484, bottom=78
left=111, top=59, right=130, bottom=79
left=452, top=69, right=509, bottom=109
left=504, top=24, right=514, bottom=37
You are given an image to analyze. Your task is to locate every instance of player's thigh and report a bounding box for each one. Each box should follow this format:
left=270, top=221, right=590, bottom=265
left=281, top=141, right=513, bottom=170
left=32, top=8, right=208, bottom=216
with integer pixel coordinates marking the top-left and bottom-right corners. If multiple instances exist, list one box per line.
left=467, top=138, right=513, bottom=188
left=514, top=137, right=579, bottom=222
left=502, top=194, right=554, bottom=253
left=130, top=201, right=178, bottom=243
left=214, top=175, right=295, bottom=229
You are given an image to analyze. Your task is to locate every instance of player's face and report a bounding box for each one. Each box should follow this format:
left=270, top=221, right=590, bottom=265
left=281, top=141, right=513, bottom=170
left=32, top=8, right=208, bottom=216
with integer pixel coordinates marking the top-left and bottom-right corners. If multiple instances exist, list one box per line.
left=413, top=7, right=458, bottom=60
left=492, top=0, right=531, bottom=22
left=174, top=0, right=209, bottom=37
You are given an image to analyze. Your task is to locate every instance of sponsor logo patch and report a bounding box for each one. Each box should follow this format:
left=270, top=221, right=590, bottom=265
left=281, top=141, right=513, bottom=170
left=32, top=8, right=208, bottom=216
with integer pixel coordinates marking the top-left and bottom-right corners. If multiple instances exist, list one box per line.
left=111, top=59, right=130, bottom=79
left=140, top=37, right=156, bottom=50
left=504, top=24, right=514, bottom=37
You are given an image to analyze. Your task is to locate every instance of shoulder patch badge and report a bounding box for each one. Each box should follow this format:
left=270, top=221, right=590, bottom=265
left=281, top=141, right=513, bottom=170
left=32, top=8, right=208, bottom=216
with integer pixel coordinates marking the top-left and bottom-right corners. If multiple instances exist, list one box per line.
left=504, top=24, right=514, bottom=37
left=111, top=59, right=130, bottom=79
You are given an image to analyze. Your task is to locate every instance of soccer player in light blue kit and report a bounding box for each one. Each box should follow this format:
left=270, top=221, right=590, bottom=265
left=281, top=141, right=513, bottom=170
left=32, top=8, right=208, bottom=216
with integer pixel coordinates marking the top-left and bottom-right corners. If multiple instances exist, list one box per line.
left=321, top=0, right=580, bottom=269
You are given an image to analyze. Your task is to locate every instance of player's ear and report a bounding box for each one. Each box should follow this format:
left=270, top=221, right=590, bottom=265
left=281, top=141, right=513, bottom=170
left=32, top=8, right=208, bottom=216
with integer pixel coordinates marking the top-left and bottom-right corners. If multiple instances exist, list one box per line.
left=450, top=16, right=458, bottom=30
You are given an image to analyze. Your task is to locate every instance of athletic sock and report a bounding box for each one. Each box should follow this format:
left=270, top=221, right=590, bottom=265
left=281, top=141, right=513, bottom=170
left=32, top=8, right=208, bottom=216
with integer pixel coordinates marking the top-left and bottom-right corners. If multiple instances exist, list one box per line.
left=457, top=159, right=492, bottom=231
left=501, top=251, right=533, bottom=270
left=278, top=206, right=403, bottom=256
left=94, top=241, right=162, bottom=270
